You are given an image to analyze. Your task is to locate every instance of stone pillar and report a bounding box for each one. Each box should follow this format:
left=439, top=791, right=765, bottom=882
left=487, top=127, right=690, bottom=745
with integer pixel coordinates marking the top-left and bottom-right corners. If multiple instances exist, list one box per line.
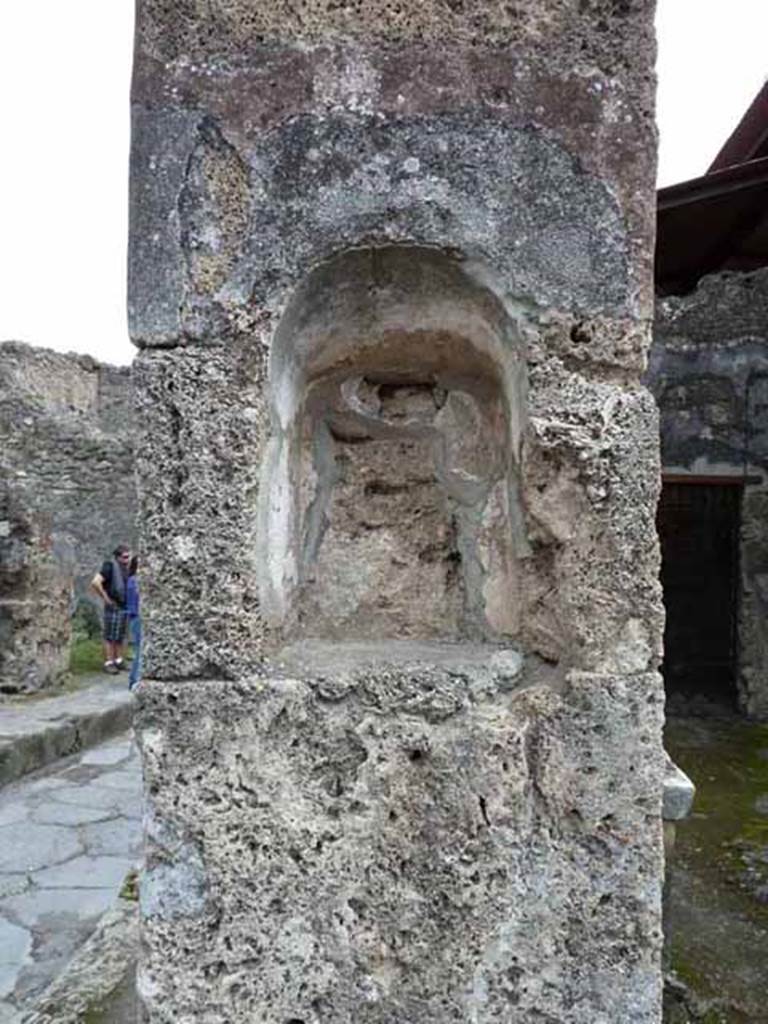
left=130, top=3, right=664, bottom=1020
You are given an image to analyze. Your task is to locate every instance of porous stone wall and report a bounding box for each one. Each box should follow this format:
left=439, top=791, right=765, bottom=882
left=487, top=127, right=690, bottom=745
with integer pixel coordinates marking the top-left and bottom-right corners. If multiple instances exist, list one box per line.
left=0, top=341, right=137, bottom=691
left=0, top=484, right=75, bottom=694
left=0, top=341, right=137, bottom=598
left=130, top=2, right=666, bottom=1021
left=648, top=268, right=768, bottom=718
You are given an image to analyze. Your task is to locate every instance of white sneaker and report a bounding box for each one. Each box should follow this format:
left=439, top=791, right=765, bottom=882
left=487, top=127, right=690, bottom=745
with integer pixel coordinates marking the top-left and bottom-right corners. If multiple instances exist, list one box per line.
left=104, top=661, right=119, bottom=675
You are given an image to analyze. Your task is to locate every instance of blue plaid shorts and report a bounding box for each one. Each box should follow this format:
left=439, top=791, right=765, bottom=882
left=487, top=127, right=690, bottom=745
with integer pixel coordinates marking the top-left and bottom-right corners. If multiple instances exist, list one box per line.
left=103, top=604, right=127, bottom=643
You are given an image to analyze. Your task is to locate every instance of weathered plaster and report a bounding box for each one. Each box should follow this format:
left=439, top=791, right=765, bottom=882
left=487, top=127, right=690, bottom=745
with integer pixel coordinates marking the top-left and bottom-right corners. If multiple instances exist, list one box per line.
left=259, top=246, right=527, bottom=644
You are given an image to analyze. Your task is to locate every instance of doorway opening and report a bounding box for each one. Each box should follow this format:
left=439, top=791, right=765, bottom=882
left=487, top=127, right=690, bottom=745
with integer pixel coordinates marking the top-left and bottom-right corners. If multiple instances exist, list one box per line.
left=657, top=478, right=741, bottom=710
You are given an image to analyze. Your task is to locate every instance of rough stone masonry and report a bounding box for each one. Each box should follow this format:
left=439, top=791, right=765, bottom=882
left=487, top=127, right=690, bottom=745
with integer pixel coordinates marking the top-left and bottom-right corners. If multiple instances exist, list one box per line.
left=648, top=268, right=768, bottom=718
left=0, top=342, right=136, bottom=693
left=130, top=2, right=666, bottom=1021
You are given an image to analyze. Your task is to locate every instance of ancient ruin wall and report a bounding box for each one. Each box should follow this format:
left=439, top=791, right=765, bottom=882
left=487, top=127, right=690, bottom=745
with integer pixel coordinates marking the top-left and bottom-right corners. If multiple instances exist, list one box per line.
left=0, top=485, right=75, bottom=694
left=131, top=1, right=661, bottom=678
left=0, top=342, right=137, bottom=692
left=131, top=2, right=665, bottom=1021
left=649, top=268, right=768, bottom=718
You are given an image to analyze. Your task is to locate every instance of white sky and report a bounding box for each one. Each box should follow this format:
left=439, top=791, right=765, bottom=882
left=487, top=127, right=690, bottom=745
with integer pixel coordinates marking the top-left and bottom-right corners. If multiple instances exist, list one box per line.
left=0, top=1, right=766, bottom=367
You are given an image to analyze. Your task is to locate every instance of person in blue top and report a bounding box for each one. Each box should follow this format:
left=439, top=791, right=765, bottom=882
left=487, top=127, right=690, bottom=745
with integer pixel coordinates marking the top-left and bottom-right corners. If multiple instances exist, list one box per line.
left=126, top=555, right=142, bottom=692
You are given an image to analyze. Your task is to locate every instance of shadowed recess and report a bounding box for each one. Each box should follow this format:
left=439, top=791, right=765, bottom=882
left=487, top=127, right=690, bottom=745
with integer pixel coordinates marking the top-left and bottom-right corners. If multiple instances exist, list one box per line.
left=259, top=245, right=529, bottom=643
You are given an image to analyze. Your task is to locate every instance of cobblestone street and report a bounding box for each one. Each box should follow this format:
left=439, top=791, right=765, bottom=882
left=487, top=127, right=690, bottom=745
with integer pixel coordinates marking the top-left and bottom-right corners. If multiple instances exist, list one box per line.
left=0, top=733, right=141, bottom=1022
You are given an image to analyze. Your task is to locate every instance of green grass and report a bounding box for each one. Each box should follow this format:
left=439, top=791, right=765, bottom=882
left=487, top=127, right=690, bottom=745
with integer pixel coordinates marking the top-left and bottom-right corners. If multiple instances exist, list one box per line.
left=119, top=868, right=139, bottom=901
left=69, top=636, right=105, bottom=675
left=69, top=635, right=136, bottom=676
left=664, top=716, right=768, bottom=1021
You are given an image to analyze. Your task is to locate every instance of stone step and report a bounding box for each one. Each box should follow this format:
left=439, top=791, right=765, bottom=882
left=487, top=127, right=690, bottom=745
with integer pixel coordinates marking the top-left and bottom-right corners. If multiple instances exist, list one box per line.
left=0, top=676, right=134, bottom=788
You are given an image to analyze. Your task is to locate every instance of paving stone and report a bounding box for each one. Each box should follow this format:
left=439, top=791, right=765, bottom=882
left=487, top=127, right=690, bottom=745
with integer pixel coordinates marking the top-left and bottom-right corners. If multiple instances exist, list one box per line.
left=21, top=778, right=67, bottom=796
left=0, top=731, right=141, bottom=1014
left=0, top=803, right=29, bottom=828
left=0, top=1000, right=22, bottom=1023
left=33, top=856, right=135, bottom=891
left=0, top=825, right=82, bottom=873
left=0, top=974, right=17, bottom=1008
left=97, top=769, right=141, bottom=791
left=0, top=877, right=30, bottom=901
left=54, top=764, right=101, bottom=785
left=12, top=926, right=95, bottom=1006
left=81, top=818, right=142, bottom=857
left=80, top=741, right=134, bottom=767
left=0, top=919, right=32, bottom=997
left=25, top=899, right=138, bottom=1024
left=120, top=798, right=142, bottom=820
left=29, top=803, right=117, bottom=827
left=3, top=887, right=115, bottom=929
left=7, top=888, right=117, bottom=1006
left=45, top=783, right=137, bottom=812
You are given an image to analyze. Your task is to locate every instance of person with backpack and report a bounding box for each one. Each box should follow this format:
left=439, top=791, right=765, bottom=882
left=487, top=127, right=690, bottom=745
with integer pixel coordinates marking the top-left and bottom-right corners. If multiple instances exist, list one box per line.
left=90, top=544, right=131, bottom=674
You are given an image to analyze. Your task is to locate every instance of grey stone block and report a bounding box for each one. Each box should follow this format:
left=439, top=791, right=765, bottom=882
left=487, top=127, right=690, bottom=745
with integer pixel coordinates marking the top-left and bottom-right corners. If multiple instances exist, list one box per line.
left=0, top=824, right=82, bottom=874
left=662, top=760, right=695, bottom=821
left=33, top=856, right=135, bottom=891
left=136, top=663, right=665, bottom=1022
left=0, top=677, right=134, bottom=788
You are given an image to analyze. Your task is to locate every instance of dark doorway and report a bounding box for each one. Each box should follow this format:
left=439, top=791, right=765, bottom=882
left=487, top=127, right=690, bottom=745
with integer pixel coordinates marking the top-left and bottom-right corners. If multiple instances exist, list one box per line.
left=657, top=480, right=741, bottom=708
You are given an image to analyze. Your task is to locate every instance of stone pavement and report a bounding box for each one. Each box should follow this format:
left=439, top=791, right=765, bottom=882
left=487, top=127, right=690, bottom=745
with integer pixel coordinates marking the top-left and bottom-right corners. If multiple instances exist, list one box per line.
left=0, top=675, right=134, bottom=787
left=0, top=732, right=142, bottom=1022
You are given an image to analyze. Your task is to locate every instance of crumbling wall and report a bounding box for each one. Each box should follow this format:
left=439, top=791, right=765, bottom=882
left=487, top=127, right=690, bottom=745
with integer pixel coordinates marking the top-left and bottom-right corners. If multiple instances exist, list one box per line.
left=648, top=268, right=768, bottom=718
left=0, top=483, right=74, bottom=693
left=0, top=341, right=137, bottom=597
left=130, top=2, right=665, bottom=1021
left=0, top=341, right=137, bottom=692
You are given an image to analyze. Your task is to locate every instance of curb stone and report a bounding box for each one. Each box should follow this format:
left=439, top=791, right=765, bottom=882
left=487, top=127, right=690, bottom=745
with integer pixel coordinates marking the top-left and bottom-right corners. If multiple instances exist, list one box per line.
left=0, top=677, right=134, bottom=788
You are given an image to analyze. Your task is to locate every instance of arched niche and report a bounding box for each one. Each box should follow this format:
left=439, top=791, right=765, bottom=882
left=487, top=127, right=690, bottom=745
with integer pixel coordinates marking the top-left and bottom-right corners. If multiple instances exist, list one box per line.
left=258, top=246, right=529, bottom=645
